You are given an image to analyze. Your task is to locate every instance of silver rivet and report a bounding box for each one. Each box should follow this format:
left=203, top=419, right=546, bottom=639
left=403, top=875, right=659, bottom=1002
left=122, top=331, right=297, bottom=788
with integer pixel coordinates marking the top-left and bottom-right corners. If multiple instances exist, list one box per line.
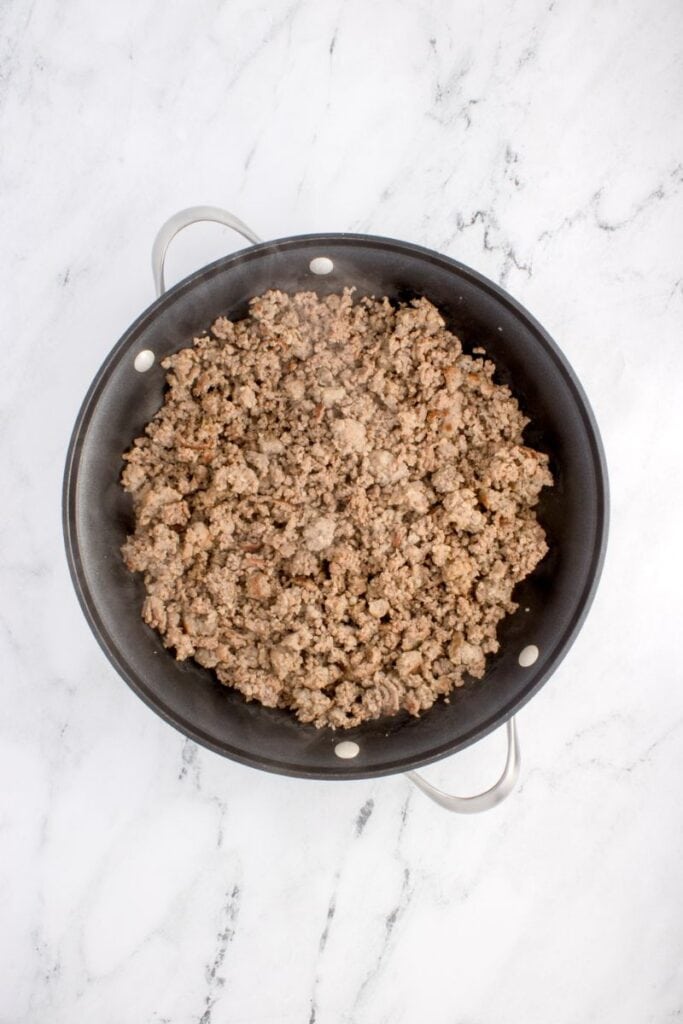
left=334, top=740, right=360, bottom=759
left=518, top=644, right=539, bottom=667
left=134, top=349, right=155, bottom=372
left=309, top=256, right=334, bottom=275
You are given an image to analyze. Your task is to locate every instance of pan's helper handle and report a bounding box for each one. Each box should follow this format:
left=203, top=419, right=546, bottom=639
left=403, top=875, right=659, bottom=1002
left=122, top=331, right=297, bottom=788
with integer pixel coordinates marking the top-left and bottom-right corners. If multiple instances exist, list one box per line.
left=405, top=717, right=520, bottom=813
left=152, top=206, right=262, bottom=297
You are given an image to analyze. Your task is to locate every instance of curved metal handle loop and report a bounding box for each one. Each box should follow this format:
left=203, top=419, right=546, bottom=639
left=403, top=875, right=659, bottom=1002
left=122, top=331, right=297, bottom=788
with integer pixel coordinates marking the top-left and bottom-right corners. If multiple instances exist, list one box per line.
left=152, top=206, right=262, bottom=297
left=406, top=717, right=520, bottom=813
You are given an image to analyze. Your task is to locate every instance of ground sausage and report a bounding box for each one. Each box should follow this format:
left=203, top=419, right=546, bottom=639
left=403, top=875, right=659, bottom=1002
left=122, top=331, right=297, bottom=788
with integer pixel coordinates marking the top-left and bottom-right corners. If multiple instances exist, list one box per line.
left=121, top=289, right=552, bottom=728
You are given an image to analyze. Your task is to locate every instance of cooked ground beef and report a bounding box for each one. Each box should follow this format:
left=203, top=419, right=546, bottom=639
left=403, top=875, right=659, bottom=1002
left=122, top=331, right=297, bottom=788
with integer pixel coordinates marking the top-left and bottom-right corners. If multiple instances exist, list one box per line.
left=121, top=289, right=552, bottom=728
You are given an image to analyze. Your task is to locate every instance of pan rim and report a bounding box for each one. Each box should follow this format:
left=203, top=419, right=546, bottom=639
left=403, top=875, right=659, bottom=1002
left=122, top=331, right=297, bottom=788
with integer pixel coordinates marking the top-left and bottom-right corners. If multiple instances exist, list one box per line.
left=62, top=232, right=609, bottom=779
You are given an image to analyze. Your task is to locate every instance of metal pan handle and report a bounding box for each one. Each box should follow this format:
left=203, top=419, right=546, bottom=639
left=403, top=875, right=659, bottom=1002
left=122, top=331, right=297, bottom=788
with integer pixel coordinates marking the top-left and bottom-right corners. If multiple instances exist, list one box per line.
left=152, top=206, right=262, bottom=297
left=405, top=717, right=520, bottom=813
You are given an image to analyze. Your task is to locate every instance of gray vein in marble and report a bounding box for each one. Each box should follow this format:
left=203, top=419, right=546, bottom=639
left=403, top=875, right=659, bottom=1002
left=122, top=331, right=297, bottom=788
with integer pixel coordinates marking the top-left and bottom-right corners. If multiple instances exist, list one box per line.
left=423, top=25, right=483, bottom=132
left=451, top=208, right=533, bottom=285
left=397, top=792, right=412, bottom=840
left=594, top=164, right=683, bottom=233
left=513, top=0, right=561, bottom=75
left=348, top=794, right=414, bottom=1014
left=518, top=716, right=683, bottom=799
left=224, top=2, right=306, bottom=93
left=178, top=738, right=200, bottom=784
left=540, top=163, right=683, bottom=244
left=26, top=928, right=62, bottom=1024
left=429, top=82, right=480, bottom=131
left=176, top=741, right=229, bottom=848
left=308, top=793, right=384, bottom=1022
left=308, top=869, right=340, bottom=1024
left=318, top=891, right=337, bottom=958
left=197, top=884, right=241, bottom=1024
left=560, top=712, right=631, bottom=752
left=624, top=717, right=683, bottom=774
left=0, top=0, right=36, bottom=104
left=504, top=144, right=522, bottom=189
left=351, top=866, right=413, bottom=1014
left=354, top=797, right=375, bottom=837
left=243, top=140, right=258, bottom=171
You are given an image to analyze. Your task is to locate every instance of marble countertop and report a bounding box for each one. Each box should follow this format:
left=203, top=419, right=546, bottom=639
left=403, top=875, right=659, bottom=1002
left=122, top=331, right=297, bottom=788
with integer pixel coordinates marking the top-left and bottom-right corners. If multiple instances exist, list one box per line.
left=2, top=1, right=683, bottom=1021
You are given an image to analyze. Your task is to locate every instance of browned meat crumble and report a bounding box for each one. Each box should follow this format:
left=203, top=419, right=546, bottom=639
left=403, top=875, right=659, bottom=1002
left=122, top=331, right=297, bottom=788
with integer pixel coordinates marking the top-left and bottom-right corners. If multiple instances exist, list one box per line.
left=121, top=289, right=552, bottom=728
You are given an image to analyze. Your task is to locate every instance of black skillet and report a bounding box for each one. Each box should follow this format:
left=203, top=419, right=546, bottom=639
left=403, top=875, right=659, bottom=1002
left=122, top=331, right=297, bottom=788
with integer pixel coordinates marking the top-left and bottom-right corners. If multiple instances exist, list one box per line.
left=63, top=207, right=608, bottom=811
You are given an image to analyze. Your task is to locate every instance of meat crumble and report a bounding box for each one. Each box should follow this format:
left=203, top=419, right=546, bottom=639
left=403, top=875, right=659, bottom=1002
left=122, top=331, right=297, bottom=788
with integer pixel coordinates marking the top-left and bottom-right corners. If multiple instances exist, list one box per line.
left=121, top=289, right=552, bottom=728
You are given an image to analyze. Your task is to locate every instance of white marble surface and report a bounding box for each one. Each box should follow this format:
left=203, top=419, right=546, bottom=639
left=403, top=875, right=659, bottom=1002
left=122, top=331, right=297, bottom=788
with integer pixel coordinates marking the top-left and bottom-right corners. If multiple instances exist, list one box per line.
left=2, top=1, right=683, bottom=1021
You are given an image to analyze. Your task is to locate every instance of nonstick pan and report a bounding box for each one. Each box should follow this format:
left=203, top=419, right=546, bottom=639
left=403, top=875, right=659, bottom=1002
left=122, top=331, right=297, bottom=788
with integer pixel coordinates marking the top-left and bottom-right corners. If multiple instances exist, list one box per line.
left=63, top=207, right=608, bottom=812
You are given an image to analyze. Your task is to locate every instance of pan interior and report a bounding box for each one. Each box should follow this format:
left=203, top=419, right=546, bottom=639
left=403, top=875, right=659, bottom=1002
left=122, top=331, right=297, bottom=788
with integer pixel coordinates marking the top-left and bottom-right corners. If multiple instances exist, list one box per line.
left=64, top=235, right=607, bottom=779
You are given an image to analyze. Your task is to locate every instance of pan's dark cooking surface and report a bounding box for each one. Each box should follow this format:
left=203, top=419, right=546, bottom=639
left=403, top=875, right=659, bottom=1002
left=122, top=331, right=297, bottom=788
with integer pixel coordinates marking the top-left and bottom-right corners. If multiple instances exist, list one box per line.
left=63, top=234, right=608, bottom=779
